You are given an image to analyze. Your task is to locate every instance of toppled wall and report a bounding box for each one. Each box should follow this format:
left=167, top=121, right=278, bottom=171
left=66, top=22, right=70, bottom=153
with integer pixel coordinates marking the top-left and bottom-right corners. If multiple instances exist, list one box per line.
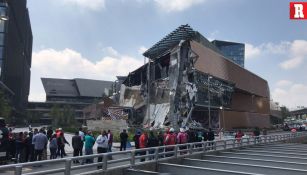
left=147, top=103, right=170, bottom=128
left=119, top=84, right=145, bottom=108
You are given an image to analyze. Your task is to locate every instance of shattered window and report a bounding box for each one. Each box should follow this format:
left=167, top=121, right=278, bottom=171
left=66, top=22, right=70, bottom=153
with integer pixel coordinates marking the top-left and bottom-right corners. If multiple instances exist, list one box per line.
left=194, top=72, right=234, bottom=108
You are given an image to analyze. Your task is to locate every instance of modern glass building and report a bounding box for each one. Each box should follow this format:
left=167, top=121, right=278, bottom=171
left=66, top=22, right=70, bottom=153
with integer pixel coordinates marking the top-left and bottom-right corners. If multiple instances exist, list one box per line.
left=0, top=0, right=32, bottom=120
left=0, top=2, right=8, bottom=78
left=211, top=40, right=245, bottom=67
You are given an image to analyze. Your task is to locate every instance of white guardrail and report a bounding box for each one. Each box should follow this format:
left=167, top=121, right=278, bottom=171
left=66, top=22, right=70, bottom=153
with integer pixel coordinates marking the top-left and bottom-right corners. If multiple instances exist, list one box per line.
left=0, top=132, right=306, bottom=175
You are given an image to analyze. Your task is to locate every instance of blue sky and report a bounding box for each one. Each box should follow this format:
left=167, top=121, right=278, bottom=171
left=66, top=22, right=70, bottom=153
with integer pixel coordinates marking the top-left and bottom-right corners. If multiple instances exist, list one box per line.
left=27, top=0, right=307, bottom=109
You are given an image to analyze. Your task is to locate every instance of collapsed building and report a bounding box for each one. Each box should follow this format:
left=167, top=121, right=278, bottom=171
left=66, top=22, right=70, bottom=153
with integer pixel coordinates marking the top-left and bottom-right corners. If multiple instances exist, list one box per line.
left=119, top=25, right=270, bottom=130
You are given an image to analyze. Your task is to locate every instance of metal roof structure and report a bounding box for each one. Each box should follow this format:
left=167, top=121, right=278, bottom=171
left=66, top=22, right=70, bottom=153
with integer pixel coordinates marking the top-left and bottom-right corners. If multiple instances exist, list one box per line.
left=41, top=78, right=79, bottom=97
left=41, top=78, right=114, bottom=98
left=143, top=24, right=196, bottom=59
left=75, top=78, right=113, bottom=97
left=143, top=24, right=224, bottom=59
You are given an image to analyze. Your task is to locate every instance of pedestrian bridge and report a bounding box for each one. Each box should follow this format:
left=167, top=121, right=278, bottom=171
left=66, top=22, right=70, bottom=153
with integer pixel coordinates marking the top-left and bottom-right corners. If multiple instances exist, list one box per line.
left=1, top=133, right=307, bottom=175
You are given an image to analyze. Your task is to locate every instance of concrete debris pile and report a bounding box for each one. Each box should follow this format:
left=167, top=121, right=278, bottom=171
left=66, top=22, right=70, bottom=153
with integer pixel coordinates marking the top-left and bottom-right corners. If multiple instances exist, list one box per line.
left=119, top=25, right=237, bottom=130
left=88, top=24, right=271, bottom=130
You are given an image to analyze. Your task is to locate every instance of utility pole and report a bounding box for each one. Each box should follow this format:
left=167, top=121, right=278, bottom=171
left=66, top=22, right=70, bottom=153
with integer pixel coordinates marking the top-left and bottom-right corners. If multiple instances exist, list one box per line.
left=146, top=58, right=151, bottom=126
left=208, top=75, right=212, bottom=128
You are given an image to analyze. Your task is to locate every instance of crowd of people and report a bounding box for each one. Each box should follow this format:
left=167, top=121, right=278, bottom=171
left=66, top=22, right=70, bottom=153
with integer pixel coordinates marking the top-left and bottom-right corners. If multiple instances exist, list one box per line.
left=0, top=121, right=274, bottom=168
left=119, top=127, right=215, bottom=161
left=3, top=127, right=68, bottom=163
left=4, top=127, right=49, bottom=163
left=1, top=126, right=114, bottom=167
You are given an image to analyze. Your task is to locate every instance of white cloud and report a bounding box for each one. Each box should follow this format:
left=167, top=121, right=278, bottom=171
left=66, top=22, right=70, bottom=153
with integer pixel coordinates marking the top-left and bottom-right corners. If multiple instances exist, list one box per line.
left=276, top=80, right=292, bottom=87
left=272, top=83, right=307, bottom=109
left=261, top=41, right=290, bottom=54
left=138, top=46, right=148, bottom=55
left=245, top=43, right=261, bottom=59
left=280, top=40, right=307, bottom=70
left=245, top=40, right=307, bottom=70
left=103, top=47, right=119, bottom=57
left=279, top=57, right=303, bottom=70
left=154, top=0, right=205, bottom=12
left=60, top=0, right=105, bottom=11
left=245, top=41, right=290, bottom=59
left=29, top=47, right=143, bottom=102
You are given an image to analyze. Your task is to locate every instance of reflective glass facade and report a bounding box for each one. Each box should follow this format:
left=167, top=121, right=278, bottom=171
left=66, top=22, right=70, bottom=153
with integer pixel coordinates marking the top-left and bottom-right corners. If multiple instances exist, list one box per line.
left=0, top=4, right=7, bottom=78
left=0, top=0, right=33, bottom=119
left=212, top=40, right=245, bottom=67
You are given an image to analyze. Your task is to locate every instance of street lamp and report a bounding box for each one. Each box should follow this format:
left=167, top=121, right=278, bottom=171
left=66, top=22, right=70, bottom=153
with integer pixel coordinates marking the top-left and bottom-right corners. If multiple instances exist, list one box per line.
left=0, top=16, right=8, bottom=21
left=219, top=106, right=225, bottom=130
left=0, top=5, right=9, bottom=21
left=208, top=75, right=212, bottom=128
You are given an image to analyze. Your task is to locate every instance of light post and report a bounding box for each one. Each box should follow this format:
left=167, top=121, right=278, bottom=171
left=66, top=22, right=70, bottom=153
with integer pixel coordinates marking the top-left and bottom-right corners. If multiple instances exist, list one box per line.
left=208, top=75, right=212, bottom=128
left=219, top=106, right=225, bottom=130
left=0, top=16, right=8, bottom=21
left=147, top=58, right=150, bottom=126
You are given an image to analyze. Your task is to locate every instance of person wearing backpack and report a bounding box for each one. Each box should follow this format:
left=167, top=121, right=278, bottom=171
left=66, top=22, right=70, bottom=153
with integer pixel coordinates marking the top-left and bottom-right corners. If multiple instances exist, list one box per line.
left=177, top=128, right=188, bottom=154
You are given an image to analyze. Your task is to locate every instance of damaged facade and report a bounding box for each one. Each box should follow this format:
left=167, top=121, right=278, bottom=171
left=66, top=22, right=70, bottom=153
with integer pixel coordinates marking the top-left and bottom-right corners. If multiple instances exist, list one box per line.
left=119, top=25, right=270, bottom=130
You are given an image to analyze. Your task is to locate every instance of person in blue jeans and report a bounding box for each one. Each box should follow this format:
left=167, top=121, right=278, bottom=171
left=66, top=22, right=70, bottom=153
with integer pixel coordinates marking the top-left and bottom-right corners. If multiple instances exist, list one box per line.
left=84, top=131, right=95, bottom=164
left=49, top=134, right=58, bottom=159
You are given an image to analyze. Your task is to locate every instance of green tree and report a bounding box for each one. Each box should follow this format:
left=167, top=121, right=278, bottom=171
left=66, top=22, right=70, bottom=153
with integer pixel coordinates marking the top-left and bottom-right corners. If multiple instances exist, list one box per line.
left=0, top=89, right=12, bottom=123
left=50, top=104, right=77, bottom=128
left=26, top=111, right=41, bottom=124
left=62, top=105, right=75, bottom=126
left=50, top=104, right=63, bottom=127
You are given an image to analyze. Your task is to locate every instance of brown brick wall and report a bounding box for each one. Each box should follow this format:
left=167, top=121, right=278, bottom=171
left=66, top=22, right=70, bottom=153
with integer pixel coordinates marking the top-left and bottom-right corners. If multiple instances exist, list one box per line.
left=191, top=41, right=270, bottom=98
left=222, top=110, right=270, bottom=129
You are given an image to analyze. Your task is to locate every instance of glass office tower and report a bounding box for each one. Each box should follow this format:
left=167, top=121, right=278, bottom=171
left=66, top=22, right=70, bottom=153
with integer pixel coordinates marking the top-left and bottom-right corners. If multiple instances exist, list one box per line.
left=0, top=0, right=32, bottom=119
left=0, top=3, right=8, bottom=78
left=212, top=40, right=245, bottom=67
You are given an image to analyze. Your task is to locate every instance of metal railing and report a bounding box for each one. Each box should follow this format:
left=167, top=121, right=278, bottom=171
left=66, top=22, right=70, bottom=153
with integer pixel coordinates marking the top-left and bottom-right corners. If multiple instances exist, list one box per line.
left=0, top=132, right=306, bottom=175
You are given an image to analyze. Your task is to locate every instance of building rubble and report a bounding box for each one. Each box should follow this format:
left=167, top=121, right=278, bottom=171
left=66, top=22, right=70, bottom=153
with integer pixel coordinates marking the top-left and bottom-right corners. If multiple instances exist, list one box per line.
left=85, top=24, right=271, bottom=130
left=118, top=25, right=235, bottom=130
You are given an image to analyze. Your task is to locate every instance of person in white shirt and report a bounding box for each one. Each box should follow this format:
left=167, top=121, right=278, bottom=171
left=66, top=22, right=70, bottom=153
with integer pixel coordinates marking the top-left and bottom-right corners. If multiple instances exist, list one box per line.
left=96, top=130, right=108, bottom=169
left=78, top=128, right=85, bottom=156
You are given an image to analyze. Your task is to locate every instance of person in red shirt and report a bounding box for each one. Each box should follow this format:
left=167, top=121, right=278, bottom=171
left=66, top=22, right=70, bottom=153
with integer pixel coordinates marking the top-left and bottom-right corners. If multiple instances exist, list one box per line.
left=139, top=131, right=148, bottom=162
left=164, top=128, right=176, bottom=157
left=163, top=128, right=170, bottom=145
left=235, top=130, right=244, bottom=143
left=177, top=128, right=188, bottom=154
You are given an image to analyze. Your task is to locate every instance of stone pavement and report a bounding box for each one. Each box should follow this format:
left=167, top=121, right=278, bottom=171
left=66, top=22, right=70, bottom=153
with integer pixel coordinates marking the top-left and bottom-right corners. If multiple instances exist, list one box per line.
left=127, top=143, right=307, bottom=175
